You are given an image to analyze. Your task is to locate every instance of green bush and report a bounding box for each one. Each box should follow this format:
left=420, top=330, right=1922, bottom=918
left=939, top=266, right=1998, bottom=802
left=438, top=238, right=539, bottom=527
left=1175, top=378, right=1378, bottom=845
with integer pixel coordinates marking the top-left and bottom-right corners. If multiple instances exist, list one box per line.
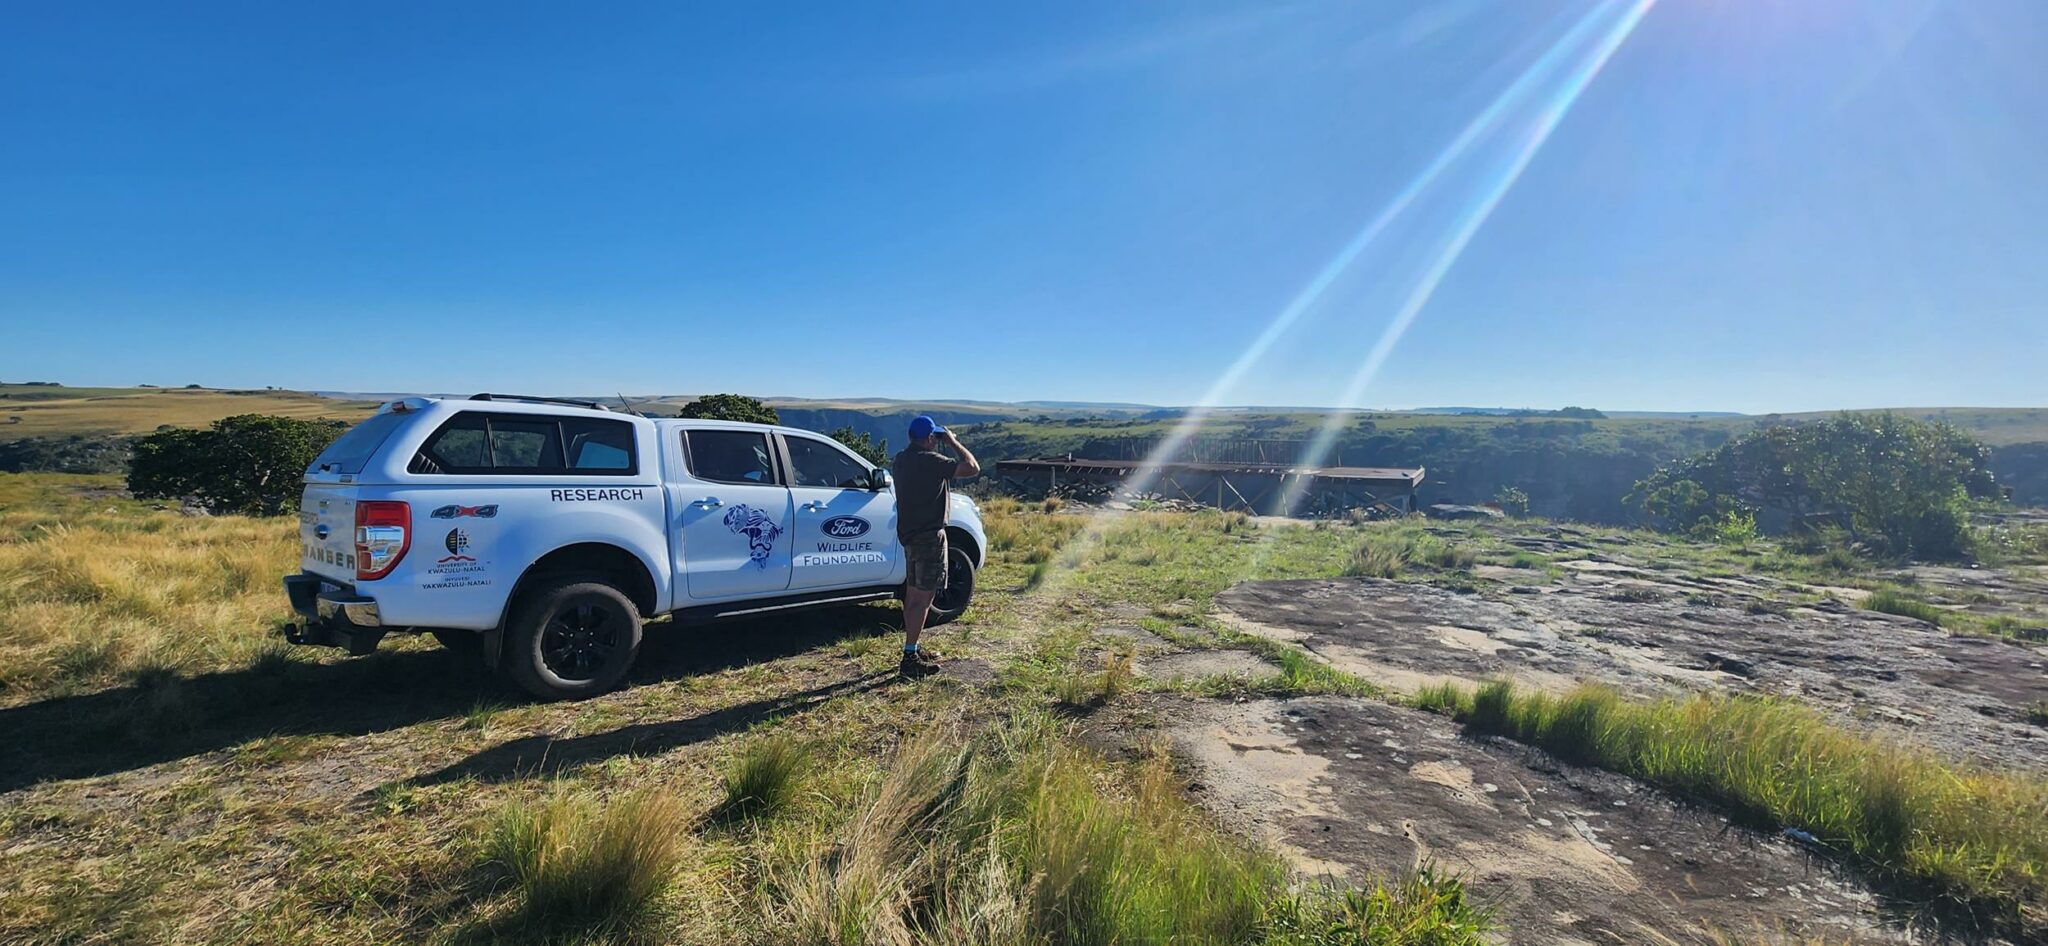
left=1700, top=509, right=1758, bottom=545
left=127, top=414, right=345, bottom=515
left=828, top=426, right=888, bottom=465
left=1491, top=486, right=1529, bottom=518
left=1629, top=413, right=1997, bottom=560
left=676, top=393, right=780, bottom=424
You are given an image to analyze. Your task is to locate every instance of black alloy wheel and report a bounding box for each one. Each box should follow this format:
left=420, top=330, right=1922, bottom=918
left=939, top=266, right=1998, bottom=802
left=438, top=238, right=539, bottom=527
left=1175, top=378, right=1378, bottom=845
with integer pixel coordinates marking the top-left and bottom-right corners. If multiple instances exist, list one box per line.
left=540, top=601, right=622, bottom=681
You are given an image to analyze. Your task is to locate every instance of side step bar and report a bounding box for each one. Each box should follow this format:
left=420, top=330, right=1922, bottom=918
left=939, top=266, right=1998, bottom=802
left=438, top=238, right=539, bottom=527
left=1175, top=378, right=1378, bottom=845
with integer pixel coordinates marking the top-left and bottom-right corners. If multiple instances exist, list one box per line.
left=671, top=587, right=899, bottom=623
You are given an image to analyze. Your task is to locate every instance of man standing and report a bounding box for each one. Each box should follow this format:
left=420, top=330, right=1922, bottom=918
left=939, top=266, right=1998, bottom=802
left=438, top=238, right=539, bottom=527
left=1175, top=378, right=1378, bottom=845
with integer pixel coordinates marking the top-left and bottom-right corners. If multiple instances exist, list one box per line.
left=891, top=415, right=979, bottom=677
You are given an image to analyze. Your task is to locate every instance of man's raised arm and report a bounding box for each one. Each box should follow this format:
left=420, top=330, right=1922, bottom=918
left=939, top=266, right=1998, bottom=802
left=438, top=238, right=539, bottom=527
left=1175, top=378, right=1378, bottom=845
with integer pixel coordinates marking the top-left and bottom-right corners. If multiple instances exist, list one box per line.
left=943, top=431, right=980, bottom=478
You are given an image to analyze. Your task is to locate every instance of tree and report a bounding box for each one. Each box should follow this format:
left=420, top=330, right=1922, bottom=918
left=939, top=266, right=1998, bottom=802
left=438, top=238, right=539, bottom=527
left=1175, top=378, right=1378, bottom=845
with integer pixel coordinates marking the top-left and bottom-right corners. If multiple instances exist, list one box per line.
left=1629, top=413, right=1998, bottom=559
left=129, top=414, right=347, bottom=516
left=675, top=394, right=779, bottom=425
left=829, top=427, right=888, bottom=466
left=1491, top=486, right=1530, bottom=517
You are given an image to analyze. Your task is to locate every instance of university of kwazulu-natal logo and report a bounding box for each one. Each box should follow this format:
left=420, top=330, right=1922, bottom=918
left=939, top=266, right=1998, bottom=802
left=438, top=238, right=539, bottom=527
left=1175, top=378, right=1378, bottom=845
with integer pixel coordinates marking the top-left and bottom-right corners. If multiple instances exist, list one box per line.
left=441, top=528, right=475, bottom=563
left=821, top=516, right=871, bottom=539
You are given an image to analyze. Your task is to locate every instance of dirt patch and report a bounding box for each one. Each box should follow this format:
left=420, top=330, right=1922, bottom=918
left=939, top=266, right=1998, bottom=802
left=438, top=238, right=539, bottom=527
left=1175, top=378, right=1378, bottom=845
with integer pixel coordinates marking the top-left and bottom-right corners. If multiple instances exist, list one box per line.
left=1217, top=578, right=2048, bottom=770
left=940, top=657, right=996, bottom=685
left=1171, top=696, right=1918, bottom=944
left=1140, top=650, right=1274, bottom=681
left=1093, top=623, right=1170, bottom=649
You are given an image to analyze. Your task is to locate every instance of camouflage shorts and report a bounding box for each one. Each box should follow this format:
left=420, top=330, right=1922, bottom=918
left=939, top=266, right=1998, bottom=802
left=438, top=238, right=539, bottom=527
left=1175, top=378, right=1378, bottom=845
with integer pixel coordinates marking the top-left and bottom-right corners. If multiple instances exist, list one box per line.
left=904, top=531, right=949, bottom=592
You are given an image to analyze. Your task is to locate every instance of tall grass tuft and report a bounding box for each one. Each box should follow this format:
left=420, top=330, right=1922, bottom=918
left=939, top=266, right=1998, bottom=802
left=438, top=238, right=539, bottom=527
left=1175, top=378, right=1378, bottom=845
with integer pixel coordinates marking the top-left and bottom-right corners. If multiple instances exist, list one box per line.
left=1267, top=866, right=1491, bottom=945
left=711, top=734, right=810, bottom=825
left=1263, top=646, right=1379, bottom=698
left=1413, top=680, right=2048, bottom=919
left=1345, top=536, right=1409, bottom=579
left=1862, top=588, right=1949, bottom=625
left=1344, top=527, right=1475, bottom=579
left=488, top=788, right=690, bottom=934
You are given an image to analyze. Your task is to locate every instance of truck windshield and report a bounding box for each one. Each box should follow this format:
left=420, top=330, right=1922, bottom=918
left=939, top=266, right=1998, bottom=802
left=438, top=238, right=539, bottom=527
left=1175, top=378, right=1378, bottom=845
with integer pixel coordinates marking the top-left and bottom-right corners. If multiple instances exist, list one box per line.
left=308, top=411, right=410, bottom=475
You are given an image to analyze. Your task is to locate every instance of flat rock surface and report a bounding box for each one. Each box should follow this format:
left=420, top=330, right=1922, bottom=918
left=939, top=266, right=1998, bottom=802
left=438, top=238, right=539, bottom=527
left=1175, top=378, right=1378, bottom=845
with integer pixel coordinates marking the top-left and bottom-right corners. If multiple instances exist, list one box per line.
left=1216, top=577, right=2048, bottom=771
left=1172, top=696, right=1922, bottom=945
left=1139, top=649, right=1274, bottom=681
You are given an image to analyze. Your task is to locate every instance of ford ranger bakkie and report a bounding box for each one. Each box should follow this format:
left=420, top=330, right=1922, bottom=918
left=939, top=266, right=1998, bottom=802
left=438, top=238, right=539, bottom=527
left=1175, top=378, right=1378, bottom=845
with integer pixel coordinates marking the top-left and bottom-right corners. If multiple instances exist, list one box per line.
left=282, top=394, right=985, bottom=699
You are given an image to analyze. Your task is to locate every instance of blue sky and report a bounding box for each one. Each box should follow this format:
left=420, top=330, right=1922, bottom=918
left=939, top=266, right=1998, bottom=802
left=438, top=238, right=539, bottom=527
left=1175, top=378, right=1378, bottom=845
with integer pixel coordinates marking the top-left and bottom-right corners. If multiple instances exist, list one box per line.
left=2, top=0, right=2042, bottom=413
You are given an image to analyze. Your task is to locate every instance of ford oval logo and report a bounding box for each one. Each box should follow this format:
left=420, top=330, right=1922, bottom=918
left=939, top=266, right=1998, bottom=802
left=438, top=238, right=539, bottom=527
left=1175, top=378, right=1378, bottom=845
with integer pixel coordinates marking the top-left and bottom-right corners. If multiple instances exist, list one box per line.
left=314, top=524, right=331, bottom=540
left=821, top=515, right=870, bottom=539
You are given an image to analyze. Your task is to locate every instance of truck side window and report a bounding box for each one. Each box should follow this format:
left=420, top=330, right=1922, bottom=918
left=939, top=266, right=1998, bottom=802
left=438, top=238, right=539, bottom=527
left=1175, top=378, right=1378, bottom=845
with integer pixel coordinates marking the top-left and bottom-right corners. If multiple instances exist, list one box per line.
left=563, top=418, right=634, bottom=471
left=414, top=414, right=490, bottom=473
left=491, top=418, right=564, bottom=470
left=413, top=413, right=637, bottom=475
left=785, top=436, right=870, bottom=489
left=684, top=430, right=777, bottom=485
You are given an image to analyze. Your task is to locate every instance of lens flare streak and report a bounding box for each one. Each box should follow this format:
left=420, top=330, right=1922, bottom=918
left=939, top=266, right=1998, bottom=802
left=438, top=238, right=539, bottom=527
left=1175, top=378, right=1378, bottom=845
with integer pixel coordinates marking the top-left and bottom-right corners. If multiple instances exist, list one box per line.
left=1115, top=0, right=1653, bottom=508
left=1273, top=0, right=1657, bottom=517
left=1021, top=0, right=1657, bottom=601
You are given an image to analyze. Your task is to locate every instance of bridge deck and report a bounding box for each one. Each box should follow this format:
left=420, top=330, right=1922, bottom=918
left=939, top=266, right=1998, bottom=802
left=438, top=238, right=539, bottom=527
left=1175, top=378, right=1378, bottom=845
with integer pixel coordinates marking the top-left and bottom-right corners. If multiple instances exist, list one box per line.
left=993, top=457, right=1423, bottom=487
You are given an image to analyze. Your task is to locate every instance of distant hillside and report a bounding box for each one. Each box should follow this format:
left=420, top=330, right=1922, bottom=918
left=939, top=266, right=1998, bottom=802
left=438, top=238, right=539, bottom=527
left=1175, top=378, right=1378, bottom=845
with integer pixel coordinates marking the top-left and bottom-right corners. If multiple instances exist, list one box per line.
left=1775, top=407, right=2048, bottom=447
left=4, top=385, right=2044, bottom=512
left=0, top=384, right=376, bottom=439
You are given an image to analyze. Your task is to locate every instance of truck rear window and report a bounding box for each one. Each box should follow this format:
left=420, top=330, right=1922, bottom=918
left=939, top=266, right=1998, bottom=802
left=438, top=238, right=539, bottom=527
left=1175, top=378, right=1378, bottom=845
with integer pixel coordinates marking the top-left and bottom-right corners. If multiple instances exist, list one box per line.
left=308, top=411, right=410, bottom=475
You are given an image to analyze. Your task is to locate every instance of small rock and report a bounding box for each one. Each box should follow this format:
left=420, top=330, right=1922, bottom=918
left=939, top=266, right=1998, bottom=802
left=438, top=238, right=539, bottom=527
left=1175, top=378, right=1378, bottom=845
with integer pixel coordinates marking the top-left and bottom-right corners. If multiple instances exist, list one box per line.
left=1426, top=503, right=1505, bottom=521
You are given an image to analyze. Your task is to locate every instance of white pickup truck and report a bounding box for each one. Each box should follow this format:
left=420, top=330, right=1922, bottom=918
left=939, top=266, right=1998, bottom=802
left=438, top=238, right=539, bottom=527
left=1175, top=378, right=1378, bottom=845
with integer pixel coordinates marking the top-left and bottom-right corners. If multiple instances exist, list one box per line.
left=283, top=394, right=985, bottom=699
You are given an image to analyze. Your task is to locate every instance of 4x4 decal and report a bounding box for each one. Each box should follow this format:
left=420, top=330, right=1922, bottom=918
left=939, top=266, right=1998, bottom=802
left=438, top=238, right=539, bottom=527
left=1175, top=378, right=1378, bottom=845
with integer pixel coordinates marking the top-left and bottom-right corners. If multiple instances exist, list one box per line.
left=431, top=504, right=498, bottom=519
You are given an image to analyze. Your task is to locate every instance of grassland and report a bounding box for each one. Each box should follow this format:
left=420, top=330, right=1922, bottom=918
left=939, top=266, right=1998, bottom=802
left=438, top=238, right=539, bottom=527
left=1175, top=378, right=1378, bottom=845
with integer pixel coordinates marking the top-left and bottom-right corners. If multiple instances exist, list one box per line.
left=0, top=474, right=303, bottom=697
left=3, top=471, right=2045, bottom=942
left=0, top=475, right=1487, bottom=945
left=0, top=384, right=376, bottom=440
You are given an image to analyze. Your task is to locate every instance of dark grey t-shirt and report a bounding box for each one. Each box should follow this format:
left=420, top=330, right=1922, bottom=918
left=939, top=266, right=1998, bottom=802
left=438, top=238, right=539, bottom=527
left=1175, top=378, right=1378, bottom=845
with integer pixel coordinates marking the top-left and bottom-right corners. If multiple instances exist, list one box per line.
left=891, top=447, right=956, bottom=540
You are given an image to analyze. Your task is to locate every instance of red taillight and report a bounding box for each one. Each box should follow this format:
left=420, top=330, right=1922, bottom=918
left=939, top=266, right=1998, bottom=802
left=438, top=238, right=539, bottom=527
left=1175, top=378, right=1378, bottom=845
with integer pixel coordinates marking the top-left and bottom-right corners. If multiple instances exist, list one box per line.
left=355, top=501, right=411, bottom=581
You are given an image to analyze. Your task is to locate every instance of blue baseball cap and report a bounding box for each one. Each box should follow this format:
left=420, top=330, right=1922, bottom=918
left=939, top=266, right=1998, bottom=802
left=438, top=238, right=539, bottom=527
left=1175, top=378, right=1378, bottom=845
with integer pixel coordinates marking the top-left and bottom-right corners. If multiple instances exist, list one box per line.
left=908, top=415, right=946, bottom=439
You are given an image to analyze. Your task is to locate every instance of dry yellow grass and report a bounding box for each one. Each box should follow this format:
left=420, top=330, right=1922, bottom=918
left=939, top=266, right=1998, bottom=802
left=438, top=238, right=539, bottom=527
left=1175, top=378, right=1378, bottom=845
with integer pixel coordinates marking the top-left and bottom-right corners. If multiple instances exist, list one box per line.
left=0, top=473, right=300, bottom=701
left=0, top=387, right=374, bottom=440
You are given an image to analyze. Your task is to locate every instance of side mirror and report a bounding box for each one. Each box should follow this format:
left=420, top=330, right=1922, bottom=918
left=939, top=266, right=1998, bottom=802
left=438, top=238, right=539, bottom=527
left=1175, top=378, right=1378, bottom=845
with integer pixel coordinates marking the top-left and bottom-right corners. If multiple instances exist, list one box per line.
left=869, top=468, right=892, bottom=491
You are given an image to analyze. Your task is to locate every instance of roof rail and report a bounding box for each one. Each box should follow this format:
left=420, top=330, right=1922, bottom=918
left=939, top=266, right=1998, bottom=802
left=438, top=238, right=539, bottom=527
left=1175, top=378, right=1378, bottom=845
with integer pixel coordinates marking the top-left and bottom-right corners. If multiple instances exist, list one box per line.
left=466, top=393, right=611, bottom=411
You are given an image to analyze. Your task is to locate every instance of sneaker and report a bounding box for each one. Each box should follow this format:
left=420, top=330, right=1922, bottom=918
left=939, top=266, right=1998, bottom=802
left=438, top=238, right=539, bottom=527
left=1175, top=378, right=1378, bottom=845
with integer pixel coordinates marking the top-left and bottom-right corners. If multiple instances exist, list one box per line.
left=898, top=650, right=941, bottom=677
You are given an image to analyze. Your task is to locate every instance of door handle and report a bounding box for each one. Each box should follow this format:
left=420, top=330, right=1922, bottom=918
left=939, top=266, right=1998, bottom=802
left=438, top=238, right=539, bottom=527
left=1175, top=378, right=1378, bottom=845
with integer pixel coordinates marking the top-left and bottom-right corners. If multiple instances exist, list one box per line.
left=691, top=497, right=724, bottom=508
left=800, top=501, right=826, bottom=512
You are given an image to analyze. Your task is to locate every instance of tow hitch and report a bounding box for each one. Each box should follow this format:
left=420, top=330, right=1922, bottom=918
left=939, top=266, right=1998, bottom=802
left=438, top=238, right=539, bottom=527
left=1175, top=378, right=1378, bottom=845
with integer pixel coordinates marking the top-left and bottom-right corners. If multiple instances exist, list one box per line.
left=282, top=574, right=388, bottom=656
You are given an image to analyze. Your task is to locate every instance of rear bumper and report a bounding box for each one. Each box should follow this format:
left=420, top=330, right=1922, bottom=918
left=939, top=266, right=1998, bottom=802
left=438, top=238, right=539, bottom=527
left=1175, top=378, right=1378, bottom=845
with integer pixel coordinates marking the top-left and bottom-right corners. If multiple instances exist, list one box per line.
left=282, top=573, right=387, bottom=655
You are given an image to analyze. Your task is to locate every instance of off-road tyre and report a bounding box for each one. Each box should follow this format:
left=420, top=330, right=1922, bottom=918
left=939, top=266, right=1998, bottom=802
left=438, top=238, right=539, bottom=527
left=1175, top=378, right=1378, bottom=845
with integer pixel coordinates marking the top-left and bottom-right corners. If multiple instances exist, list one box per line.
left=925, top=545, right=977, bottom=627
left=502, top=578, right=642, bottom=701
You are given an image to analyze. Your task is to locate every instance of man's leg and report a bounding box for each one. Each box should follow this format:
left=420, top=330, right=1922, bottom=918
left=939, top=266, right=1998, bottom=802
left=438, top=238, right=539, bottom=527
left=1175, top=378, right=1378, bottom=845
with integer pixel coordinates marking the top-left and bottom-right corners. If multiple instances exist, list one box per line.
left=900, top=533, right=945, bottom=675
left=902, top=586, right=935, bottom=650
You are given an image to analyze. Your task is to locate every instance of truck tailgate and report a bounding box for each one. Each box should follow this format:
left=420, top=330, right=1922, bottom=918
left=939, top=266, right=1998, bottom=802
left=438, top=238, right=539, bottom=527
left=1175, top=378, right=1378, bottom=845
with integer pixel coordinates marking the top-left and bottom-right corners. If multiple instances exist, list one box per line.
left=299, top=483, right=358, bottom=583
